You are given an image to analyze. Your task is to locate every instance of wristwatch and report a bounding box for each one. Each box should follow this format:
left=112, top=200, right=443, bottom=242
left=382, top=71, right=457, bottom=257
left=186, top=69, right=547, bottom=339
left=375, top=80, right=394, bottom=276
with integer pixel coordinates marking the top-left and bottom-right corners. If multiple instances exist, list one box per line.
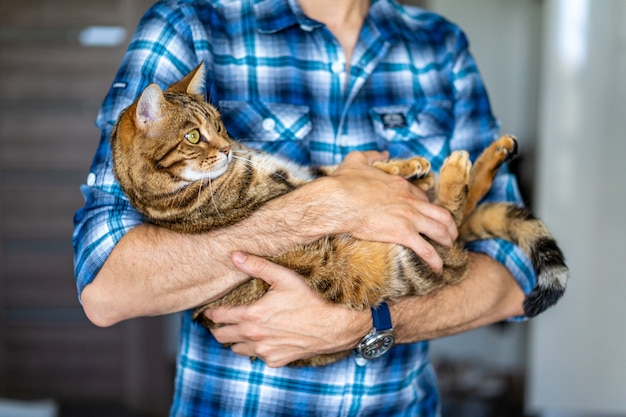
left=356, top=302, right=395, bottom=361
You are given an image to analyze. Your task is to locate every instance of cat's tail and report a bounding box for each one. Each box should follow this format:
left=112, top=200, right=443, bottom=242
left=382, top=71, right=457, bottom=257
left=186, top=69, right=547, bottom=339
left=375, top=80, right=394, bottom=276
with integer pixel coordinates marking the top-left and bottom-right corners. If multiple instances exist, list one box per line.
left=459, top=202, right=568, bottom=317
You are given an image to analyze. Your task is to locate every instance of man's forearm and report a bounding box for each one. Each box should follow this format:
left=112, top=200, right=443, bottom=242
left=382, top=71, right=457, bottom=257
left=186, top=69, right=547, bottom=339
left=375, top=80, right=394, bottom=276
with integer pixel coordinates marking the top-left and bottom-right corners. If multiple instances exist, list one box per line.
left=391, top=252, right=526, bottom=343
left=205, top=251, right=526, bottom=366
left=81, top=182, right=335, bottom=327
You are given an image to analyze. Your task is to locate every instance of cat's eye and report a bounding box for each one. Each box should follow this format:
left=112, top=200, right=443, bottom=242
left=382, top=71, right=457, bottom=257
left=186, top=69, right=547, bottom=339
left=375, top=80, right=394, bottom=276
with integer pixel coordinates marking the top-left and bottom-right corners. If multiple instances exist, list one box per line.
left=185, top=129, right=201, bottom=144
left=214, top=119, right=222, bottom=133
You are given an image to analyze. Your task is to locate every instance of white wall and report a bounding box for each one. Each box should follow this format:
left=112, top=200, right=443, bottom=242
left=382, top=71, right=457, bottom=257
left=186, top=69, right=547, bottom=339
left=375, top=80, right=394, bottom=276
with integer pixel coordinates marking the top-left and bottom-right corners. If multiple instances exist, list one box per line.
left=428, top=0, right=543, bottom=142
left=527, top=0, right=626, bottom=415
left=403, top=1, right=626, bottom=414
left=427, top=0, right=543, bottom=373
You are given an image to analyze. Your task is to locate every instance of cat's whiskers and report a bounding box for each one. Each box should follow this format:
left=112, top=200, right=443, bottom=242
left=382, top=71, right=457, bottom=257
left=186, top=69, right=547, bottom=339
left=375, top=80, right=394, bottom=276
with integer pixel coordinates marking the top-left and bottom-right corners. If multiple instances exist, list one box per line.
left=231, top=155, right=255, bottom=176
left=231, top=152, right=289, bottom=181
left=195, top=173, right=204, bottom=210
left=195, top=166, right=225, bottom=222
left=207, top=178, right=225, bottom=222
left=171, top=180, right=197, bottom=210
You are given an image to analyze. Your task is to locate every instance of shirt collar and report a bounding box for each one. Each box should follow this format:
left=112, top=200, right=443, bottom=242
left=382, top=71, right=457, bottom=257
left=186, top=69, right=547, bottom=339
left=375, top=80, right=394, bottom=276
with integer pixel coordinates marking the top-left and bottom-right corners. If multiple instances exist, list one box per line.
left=254, top=0, right=402, bottom=44
left=367, top=0, right=403, bottom=45
left=254, top=0, right=323, bottom=33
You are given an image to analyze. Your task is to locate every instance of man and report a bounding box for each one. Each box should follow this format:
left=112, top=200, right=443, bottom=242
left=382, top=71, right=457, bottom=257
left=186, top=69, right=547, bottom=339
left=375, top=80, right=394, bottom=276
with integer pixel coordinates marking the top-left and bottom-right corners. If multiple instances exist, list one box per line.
left=73, top=0, right=532, bottom=415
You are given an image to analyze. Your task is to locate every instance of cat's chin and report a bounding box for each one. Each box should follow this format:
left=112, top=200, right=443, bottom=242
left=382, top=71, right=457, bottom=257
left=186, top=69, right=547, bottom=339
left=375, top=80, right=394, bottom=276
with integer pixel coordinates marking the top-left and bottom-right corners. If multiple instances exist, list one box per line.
left=180, top=163, right=229, bottom=182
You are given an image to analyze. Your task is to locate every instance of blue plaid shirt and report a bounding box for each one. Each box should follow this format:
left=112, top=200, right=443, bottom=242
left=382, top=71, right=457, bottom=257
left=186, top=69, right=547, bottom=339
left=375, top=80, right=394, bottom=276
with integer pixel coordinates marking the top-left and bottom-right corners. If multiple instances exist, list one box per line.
left=73, top=0, right=536, bottom=415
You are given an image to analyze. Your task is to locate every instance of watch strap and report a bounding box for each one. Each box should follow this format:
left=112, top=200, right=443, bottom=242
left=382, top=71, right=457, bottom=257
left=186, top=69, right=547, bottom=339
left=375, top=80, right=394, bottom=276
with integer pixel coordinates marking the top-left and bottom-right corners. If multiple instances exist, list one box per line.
left=371, top=302, right=392, bottom=331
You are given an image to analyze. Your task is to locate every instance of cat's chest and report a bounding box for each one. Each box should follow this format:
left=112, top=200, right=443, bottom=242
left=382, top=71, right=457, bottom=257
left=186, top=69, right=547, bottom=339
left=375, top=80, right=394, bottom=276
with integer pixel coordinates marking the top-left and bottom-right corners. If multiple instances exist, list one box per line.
left=251, top=153, right=316, bottom=185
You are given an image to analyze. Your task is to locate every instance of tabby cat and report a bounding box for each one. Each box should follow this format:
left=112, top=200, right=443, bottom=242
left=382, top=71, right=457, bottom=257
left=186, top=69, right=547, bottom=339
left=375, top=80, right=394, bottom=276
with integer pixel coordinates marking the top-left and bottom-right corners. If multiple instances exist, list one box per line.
left=111, top=63, right=568, bottom=367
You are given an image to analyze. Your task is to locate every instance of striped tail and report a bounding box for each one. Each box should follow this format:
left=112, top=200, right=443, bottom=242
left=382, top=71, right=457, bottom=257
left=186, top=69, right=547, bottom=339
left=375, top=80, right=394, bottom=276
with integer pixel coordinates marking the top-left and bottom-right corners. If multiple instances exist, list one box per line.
left=523, top=235, right=568, bottom=317
left=459, top=203, right=568, bottom=317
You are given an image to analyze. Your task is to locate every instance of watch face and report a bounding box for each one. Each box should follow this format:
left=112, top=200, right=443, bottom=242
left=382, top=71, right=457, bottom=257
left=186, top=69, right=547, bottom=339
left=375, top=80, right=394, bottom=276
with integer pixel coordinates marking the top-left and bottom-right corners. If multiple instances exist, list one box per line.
left=361, top=332, right=395, bottom=359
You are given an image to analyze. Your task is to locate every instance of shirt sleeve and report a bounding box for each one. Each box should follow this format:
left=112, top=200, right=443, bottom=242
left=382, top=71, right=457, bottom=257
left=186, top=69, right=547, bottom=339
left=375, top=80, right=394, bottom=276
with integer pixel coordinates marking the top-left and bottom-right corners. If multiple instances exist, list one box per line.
left=445, top=28, right=537, bottom=317
left=72, top=2, right=212, bottom=298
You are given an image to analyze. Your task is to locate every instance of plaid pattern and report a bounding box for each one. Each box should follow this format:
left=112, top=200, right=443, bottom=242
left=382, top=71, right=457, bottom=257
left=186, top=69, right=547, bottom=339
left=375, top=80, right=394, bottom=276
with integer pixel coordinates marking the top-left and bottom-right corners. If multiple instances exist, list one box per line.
left=72, top=0, right=536, bottom=415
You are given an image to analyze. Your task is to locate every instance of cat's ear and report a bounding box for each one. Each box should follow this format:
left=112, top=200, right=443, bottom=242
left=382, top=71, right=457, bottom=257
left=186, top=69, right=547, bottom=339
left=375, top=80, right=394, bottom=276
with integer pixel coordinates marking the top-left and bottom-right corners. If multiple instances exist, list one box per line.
left=168, top=62, right=206, bottom=96
left=134, top=84, right=165, bottom=129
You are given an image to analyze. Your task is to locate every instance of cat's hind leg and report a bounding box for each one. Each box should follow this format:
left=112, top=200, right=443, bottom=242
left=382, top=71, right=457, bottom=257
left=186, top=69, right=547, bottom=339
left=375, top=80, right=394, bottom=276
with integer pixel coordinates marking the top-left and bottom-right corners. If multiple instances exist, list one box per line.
left=436, top=151, right=472, bottom=226
left=464, top=135, right=518, bottom=218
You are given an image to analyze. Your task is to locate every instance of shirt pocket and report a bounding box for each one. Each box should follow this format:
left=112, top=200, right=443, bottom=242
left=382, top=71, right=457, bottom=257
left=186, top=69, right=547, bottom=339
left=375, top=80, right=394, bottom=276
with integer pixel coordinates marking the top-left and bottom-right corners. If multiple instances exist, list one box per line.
left=369, top=99, right=454, bottom=143
left=218, top=100, right=312, bottom=143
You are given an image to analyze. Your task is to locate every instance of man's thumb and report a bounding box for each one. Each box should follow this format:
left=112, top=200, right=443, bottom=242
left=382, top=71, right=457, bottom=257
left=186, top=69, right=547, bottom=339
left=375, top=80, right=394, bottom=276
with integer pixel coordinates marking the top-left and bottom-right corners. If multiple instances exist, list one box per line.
left=232, top=251, right=275, bottom=285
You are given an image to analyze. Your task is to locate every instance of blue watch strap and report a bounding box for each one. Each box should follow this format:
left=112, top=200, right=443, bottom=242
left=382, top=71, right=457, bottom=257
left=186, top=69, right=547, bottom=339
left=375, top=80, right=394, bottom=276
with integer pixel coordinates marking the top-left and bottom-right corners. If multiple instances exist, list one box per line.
left=371, top=302, right=393, bottom=331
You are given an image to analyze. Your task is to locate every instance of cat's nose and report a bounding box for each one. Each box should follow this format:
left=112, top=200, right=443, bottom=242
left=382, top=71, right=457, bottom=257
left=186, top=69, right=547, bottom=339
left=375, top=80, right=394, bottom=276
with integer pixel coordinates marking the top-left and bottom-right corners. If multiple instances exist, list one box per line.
left=220, top=145, right=231, bottom=155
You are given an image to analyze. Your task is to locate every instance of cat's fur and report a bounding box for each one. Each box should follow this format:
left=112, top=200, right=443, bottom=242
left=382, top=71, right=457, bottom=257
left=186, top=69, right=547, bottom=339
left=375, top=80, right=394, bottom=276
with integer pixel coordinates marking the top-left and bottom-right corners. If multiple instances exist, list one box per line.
left=111, top=63, right=568, bottom=367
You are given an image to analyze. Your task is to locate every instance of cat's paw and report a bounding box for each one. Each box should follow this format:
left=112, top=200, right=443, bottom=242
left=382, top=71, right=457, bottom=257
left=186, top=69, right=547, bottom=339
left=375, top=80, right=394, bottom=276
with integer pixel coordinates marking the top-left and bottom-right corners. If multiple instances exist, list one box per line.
left=461, top=135, right=518, bottom=219
left=411, top=171, right=436, bottom=193
left=440, top=150, right=471, bottom=186
left=437, top=151, right=471, bottom=224
left=494, top=134, right=518, bottom=163
left=373, top=157, right=431, bottom=180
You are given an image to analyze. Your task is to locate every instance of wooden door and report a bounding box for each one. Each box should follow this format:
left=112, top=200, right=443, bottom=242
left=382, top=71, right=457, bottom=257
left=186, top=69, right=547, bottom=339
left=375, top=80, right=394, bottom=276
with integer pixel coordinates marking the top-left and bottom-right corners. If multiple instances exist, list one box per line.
left=0, top=1, right=172, bottom=415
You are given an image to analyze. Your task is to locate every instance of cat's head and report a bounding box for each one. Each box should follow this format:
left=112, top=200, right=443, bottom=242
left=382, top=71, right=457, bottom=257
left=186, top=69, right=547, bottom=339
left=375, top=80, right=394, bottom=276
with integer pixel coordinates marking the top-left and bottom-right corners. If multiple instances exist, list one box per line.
left=111, top=62, right=234, bottom=219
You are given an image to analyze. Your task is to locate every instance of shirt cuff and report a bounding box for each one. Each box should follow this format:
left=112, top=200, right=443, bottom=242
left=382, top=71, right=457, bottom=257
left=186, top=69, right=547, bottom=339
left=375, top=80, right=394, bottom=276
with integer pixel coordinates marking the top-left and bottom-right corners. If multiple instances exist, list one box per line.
left=73, top=185, right=145, bottom=300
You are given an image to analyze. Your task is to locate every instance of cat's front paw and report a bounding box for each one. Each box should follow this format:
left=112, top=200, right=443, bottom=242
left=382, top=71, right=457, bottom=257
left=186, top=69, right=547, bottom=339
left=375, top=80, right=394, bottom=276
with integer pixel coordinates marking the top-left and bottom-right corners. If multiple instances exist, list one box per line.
left=373, top=157, right=431, bottom=180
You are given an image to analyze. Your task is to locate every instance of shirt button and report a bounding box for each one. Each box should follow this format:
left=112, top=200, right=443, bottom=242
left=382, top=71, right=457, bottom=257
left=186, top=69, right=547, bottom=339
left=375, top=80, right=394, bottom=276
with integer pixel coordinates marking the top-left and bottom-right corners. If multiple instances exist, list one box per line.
left=355, top=355, right=367, bottom=367
left=331, top=62, right=344, bottom=73
left=86, top=173, right=96, bottom=186
left=262, top=118, right=276, bottom=132
left=338, top=134, right=352, bottom=148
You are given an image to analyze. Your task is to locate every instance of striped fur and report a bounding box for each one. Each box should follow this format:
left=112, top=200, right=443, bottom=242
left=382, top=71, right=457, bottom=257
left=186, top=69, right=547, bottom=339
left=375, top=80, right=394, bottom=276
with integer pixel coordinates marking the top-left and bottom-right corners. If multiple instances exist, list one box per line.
left=111, top=64, right=568, bottom=366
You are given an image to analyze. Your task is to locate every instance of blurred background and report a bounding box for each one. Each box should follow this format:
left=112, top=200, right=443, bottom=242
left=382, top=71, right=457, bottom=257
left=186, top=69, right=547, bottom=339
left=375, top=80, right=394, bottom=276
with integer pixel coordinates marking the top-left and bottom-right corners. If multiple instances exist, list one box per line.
left=1, top=0, right=625, bottom=416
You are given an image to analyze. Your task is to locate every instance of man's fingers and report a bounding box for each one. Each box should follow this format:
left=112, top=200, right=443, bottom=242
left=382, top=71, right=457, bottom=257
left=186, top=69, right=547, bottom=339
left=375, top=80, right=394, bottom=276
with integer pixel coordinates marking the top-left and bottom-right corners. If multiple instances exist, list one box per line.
left=205, top=304, right=245, bottom=326
left=231, top=251, right=294, bottom=288
left=408, top=198, right=458, bottom=245
left=404, top=232, right=444, bottom=274
left=232, top=251, right=269, bottom=280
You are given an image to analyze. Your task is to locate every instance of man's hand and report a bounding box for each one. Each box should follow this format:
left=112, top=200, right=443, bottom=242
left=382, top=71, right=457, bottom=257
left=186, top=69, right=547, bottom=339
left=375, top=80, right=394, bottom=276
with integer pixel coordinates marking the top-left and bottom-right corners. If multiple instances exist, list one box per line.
left=320, top=150, right=458, bottom=273
left=206, top=251, right=371, bottom=368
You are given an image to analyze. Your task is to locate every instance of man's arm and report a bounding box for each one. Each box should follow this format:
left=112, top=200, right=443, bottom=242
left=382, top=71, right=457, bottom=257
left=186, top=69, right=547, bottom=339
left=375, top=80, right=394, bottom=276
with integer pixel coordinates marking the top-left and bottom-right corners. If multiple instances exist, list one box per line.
left=391, top=252, right=525, bottom=343
left=81, top=179, right=333, bottom=327
left=81, top=151, right=457, bottom=327
left=207, top=251, right=524, bottom=368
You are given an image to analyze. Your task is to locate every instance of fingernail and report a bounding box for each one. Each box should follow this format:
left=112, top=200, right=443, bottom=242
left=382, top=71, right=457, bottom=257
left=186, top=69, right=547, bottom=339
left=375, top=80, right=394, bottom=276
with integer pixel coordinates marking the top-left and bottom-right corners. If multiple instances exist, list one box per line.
left=232, top=251, right=248, bottom=265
